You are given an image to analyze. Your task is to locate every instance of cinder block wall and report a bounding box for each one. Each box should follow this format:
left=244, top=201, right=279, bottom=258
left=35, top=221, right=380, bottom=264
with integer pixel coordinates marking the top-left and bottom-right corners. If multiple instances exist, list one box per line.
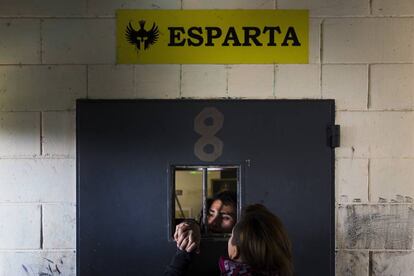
left=0, top=0, right=413, bottom=275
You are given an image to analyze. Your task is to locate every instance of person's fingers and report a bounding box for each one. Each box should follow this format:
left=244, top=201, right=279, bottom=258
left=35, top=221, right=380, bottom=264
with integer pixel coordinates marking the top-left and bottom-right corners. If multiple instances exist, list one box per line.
left=179, top=237, right=189, bottom=251
left=175, top=223, right=200, bottom=254
left=176, top=233, right=184, bottom=245
left=180, top=223, right=190, bottom=232
left=187, top=230, right=193, bottom=246
left=186, top=242, right=196, bottom=253
left=177, top=230, right=190, bottom=246
left=185, top=230, right=196, bottom=252
left=174, top=224, right=180, bottom=241
left=174, top=223, right=186, bottom=240
left=174, top=222, right=190, bottom=241
left=179, top=222, right=194, bottom=239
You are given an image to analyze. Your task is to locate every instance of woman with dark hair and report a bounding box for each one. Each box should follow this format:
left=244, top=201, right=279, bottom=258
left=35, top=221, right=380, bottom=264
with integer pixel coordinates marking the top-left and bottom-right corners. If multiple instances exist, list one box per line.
left=165, top=203, right=293, bottom=276
left=204, top=190, right=237, bottom=233
left=223, top=204, right=294, bottom=276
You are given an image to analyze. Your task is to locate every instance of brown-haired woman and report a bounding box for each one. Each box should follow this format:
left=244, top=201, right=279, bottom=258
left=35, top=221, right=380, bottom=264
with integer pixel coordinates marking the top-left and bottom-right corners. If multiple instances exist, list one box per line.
left=165, top=203, right=293, bottom=276
left=223, top=204, right=294, bottom=276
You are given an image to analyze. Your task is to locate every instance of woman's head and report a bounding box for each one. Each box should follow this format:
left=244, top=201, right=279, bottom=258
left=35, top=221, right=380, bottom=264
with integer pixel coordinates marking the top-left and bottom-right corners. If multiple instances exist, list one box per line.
left=206, top=191, right=237, bottom=233
left=228, top=204, right=293, bottom=276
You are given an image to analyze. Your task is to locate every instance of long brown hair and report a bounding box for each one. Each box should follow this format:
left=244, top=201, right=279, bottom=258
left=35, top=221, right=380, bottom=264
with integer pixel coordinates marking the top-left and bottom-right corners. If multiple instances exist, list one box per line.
left=231, top=204, right=293, bottom=276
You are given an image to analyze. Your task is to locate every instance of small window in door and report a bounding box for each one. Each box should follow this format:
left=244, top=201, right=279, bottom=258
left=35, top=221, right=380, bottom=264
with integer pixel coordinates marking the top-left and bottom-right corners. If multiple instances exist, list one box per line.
left=171, top=165, right=240, bottom=239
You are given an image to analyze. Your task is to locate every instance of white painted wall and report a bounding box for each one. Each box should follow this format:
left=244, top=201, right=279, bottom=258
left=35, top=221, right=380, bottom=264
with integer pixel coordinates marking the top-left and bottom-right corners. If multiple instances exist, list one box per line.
left=0, top=0, right=413, bottom=275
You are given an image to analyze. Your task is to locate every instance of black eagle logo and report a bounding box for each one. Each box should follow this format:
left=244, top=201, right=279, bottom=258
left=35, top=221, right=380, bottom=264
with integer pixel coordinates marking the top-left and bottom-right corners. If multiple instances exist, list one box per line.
left=125, top=20, right=159, bottom=51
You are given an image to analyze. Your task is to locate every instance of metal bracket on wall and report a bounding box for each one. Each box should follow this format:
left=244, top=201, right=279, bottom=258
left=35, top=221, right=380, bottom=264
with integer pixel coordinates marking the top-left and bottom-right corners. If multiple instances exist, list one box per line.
left=327, top=125, right=340, bottom=148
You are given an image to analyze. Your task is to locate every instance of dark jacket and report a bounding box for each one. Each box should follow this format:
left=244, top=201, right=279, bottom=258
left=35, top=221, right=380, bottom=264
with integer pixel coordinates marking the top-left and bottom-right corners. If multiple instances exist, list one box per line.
left=164, top=249, right=195, bottom=276
left=164, top=250, right=278, bottom=276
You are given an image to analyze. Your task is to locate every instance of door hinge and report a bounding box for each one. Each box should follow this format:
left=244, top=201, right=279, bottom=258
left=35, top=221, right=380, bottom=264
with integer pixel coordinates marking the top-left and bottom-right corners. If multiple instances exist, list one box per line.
left=327, top=125, right=340, bottom=148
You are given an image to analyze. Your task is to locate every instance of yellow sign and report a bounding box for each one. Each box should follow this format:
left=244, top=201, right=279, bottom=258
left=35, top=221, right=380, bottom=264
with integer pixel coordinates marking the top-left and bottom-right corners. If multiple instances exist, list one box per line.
left=117, top=10, right=308, bottom=64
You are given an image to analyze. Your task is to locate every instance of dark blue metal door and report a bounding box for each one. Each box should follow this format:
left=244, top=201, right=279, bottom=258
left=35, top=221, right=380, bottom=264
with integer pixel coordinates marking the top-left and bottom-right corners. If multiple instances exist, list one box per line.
left=77, top=99, right=335, bottom=276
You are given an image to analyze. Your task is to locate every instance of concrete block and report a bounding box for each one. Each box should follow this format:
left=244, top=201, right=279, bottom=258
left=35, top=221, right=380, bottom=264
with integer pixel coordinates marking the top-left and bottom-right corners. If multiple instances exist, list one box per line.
left=88, top=0, right=181, bottom=16
left=0, top=65, right=86, bottom=111
left=183, top=0, right=275, bottom=9
left=89, top=65, right=180, bottom=99
left=0, top=112, right=40, bottom=157
left=322, top=65, right=368, bottom=111
left=337, top=204, right=414, bottom=249
left=372, top=251, right=414, bottom=275
left=42, top=111, right=75, bottom=157
left=227, top=65, right=274, bottom=98
left=335, top=251, right=369, bottom=276
left=323, top=18, right=414, bottom=63
left=0, top=19, right=40, bottom=64
left=0, top=0, right=86, bottom=17
left=43, top=204, right=76, bottom=249
left=278, top=0, right=368, bottom=16
left=0, top=251, right=75, bottom=276
left=370, top=159, right=414, bottom=203
left=0, top=205, right=40, bottom=249
left=135, top=65, right=180, bottom=98
left=275, top=64, right=320, bottom=99
left=181, top=65, right=227, bottom=98
left=88, top=65, right=135, bottom=99
left=42, top=19, right=115, bottom=64
left=370, top=64, right=414, bottom=110
left=0, top=159, right=75, bottom=203
left=309, top=18, right=321, bottom=64
left=336, top=111, right=414, bottom=158
left=336, top=159, right=368, bottom=203
left=372, top=0, right=414, bottom=16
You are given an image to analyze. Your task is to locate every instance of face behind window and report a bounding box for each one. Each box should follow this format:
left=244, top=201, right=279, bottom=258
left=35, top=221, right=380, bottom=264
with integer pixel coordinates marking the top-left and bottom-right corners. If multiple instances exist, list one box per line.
left=172, top=166, right=239, bottom=238
left=207, top=199, right=236, bottom=233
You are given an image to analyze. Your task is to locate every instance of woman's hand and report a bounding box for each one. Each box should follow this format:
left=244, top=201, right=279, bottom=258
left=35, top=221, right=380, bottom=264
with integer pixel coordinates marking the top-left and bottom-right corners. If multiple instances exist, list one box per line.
left=174, top=221, right=201, bottom=253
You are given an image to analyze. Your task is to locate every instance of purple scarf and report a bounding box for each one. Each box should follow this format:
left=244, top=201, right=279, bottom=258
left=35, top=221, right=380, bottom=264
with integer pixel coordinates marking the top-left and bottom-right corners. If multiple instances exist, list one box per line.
left=218, top=256, right=280, bottom=276
left=218, top=256, right=253, bottom=276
